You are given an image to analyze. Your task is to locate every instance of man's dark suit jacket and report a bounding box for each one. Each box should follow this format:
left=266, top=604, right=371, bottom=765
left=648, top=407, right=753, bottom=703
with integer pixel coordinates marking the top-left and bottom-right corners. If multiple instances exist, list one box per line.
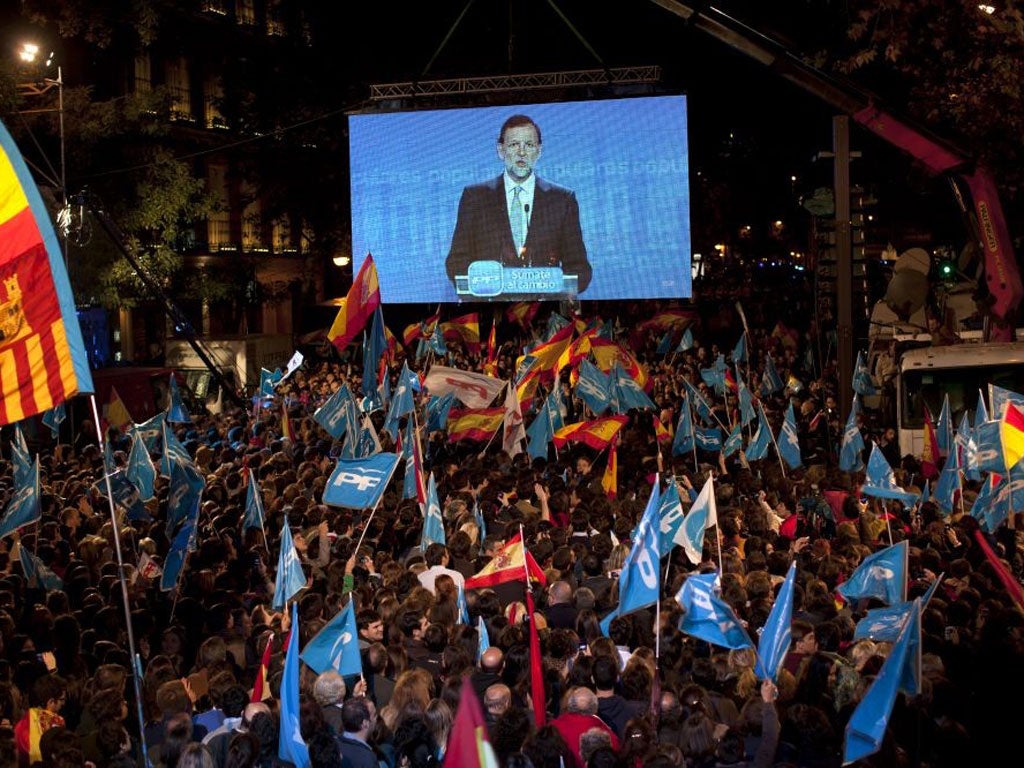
left=446, top=174, right=592, bottom=293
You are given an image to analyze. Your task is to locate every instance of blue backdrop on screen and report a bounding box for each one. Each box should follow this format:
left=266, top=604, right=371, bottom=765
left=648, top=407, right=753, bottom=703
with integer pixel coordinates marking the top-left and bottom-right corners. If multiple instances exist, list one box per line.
left=349, top=96, right=692, bottom=303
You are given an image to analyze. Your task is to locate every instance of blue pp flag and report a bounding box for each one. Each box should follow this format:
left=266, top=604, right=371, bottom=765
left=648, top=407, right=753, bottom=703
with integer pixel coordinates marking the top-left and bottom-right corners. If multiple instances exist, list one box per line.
left=676, top=572, right=753, bottom=650
left=677, top=327, right=694, bottom=352
left=777, top=402, right=802, bottom=469
left=989, top=383, right=1024, bottom=420
left=160, top=516, right=196, bottom=592
left=166, top=374, right=191, bottom=423
left=852, top=578, right=938, bottom=643
left=700, top=366, right=726, bottom=397
left=457, top=584, right=470, bottom=625
left=843, top=600, right=921, bottom=764
left=300, top=599, right=363, bottom=677
left=852, top=351, right=876, bottom=396
left=657, top=481, right=686, bottom=555
left=683, top=380, right=714, bottom=425
left=11, top=426, right=31, bottom=488
left=975, top=388, right=989, bottom=426
left=402, top=419, right=423, bottom=501
left=722, top=424, right=743, bottom=458
left=314, top=384, right=355, bottom=439
left=862, top=445, right=919, bottom=506
left=680, top=475, right=717, bottom=565
left=745, top=404, right=771, bottom=461
left=477, top=616, right=490, bottom=661
left=100, top=469, right=151, bottom=523
left=576, top=359, right=611, bottom=416
left=970, top=420, right=1004, bottom=474
left=656, top=330, right=675, bottom=356
left=613, top=478, right=662, bottom=617
left=421, top=473, right=446, bottom=549
left=609, top=363, right=656, bottom=414
left=161, top=422, right=192, bottom=478
left=279, top=602, right=310, bottom=768
left=837, top=540, right=908, bottom=606
left=737, top=372, right=756, bottom=427
left=243, top=469, right=266, bottom=533
left=919, top=479, right=930, bottom=505
left=323, top=453, right=400, bottom=510
left=383, top=362, right=417, bottom=441
left=839, top=396, right=865, bottom=472
left=474, top=499, right=487, bottom=541
left=525, top=403, right=554, bottom=461
left=166, top=459, right=204, bottom=539
left=126, top=431, right=156, bottom=501
left=425, top=392, right=455, bottom=433
left=260, top=367, right=283, bottom=398
left=672, top=396, right=695, bottom=456
left=762, top=353, right=784, bottom=395
left=132, top=412, right=165, bottom=453
left=19, top=544, right=63, bottom=591
left=732, top=333, right=746, bottom=364
left=754, top=562, right=795, bottom=681
left=934, top=446, right=962, bottom=514
left=273, top=517, right=307, bottom=610
left=41, top=403, right=65, bottom=437
left=694, top=425, right=722, bottom=453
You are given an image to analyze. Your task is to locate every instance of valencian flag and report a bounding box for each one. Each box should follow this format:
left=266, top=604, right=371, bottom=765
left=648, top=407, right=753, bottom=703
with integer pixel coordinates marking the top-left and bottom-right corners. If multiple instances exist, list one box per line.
left=328, top=254, right=381, bottom=352
left=465, top=533, right=546, bottom=590
left=553, top=415, right=628, bottom=450
left=0, top=120, right=93, bottom=424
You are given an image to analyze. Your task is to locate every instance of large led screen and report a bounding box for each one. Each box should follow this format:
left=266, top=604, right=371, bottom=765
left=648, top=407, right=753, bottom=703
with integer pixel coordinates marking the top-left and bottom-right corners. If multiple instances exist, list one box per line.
left=349, top=95, right=691, bottom=303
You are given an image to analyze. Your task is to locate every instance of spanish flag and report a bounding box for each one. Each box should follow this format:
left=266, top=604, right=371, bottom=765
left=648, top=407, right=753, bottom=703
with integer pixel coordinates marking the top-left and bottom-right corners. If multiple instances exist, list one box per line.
left=601, top=436, right=618, bottom=498
left=506, top=301, right=539, bottom=328
left=465, top=533, right=546, bottom=589
left=281, top=406, right=295, bottom=442
left=328, top=254, right=381, bottom=352
left=447, top=408, right=503, bottom=443
left=921, top=404, right=940, bottom=480
left=553, top=415, right=628, bottom=450
left=106, top=386, right=133, bottom=430
left=441, top=312, right=481, bottom=354
left=653, top=414, right=673, bottom=445
left=590, top=338, right=648, bottom=388
left=14, top=708, right=65, bottom=764
left=0, top=120, right=93, bottom=424
left=1000, top=402, right=1024, bottom=473
left=250, top=632, right=274, bottom=702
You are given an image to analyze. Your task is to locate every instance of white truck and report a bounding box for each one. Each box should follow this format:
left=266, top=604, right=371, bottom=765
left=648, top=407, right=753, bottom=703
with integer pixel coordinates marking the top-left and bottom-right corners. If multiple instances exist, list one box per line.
left=164, top=334, right=295, bottom=407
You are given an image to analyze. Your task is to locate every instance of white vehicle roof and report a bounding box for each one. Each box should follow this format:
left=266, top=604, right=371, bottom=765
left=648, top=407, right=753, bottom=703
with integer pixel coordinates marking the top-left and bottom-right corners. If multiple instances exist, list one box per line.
left=899, top=341, right=1024, bottom=373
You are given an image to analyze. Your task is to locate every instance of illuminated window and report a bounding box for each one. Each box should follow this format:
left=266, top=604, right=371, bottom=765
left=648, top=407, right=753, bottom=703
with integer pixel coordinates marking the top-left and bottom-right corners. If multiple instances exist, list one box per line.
left=204, top=75, right=227, bottom=129
left=207, top=164, right=231, bottom=251
left=166, top=58, right=194, bottom=122
left=133, top=53, right=151, bottom=94
left=242, top=184, right=265, bottom=252
left=237, top=0, right=255, bottom=25
left=266, top=0, right=286, bottom=36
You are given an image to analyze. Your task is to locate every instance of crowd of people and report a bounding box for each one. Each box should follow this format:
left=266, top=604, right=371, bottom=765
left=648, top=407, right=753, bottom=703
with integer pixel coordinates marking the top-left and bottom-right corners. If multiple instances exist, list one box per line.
left=0, top=291, right=1021, bottom=768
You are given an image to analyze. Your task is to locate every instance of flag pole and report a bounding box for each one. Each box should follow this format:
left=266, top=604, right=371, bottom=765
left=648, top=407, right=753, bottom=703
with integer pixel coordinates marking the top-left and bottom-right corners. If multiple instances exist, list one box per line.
left=89, top=395, right=150, bottom=764
left=763, top=408, right=788, bottom=479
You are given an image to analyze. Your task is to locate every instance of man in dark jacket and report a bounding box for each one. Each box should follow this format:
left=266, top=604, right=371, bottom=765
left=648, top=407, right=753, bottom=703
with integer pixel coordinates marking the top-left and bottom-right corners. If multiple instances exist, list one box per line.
left=338, top=697, right=380, bottom=768
left=593, top=655, right=644, bottom=739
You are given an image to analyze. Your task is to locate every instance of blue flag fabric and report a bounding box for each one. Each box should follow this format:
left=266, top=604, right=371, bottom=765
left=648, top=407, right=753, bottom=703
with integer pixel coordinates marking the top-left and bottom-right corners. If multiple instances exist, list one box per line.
left=132, top=412, right=166, bottom=453
left=852, top=351, right=877, bottom=396
left=955, top=413, right=980, bottom=482
left=160, top=517, right=196, bottom=592
left=474, top=499, right=487, bottom=541
left=919, top=479, right=930, bottom=505
left=970, top=420, right=1003, bottom=474
left=613, top=479, right=662, bottom=618
left=762, top=354, right=784, bottom=395
left=609, top=363, right=656, bottom=414
left=477, top=616, right=490, bottom=661
left=425, top=392, right=455, bottom=433
left=677, top=327, right=694, bottom=352
left=421, top=473, right=446, bottom=549
left=745, top=404, right=771, bottom=461
left=457, top=585, right=470, bottom=625
left=546, top=388, right=566, bottom=432
left=383, top=362, right=417, bottom=441
left=969, top=475, right=1000, bottom=532
left=279, top=602, right=310, bottom=768
left=525, top=402, right=554, bottom=461
left=11, top=426, right=32, bottom=488
left=656, top=330, right=675, bottom=356
left=839, top=396, right=866, bottom=472
left=683, top=380, right=714, bottom=425
left=353, top=417, right=381, bottom=458
left=166, top=459, right=205, bottom=539
left=737, top=373, right=756, bottom=427
left=41, top=403, right=66, bottom=437
left=934, top=449, right=962, bottom=514
left=975, top=388, right=989, bottom=427
left=126, top=432, right=156, bottom=501
left=323, top=453, right=400, bottom=510
left=681, top=476, right=717, bottom=565
left=363, top=306, right=387, bottom=401
left=427, top=324, right=447, bottom=356
left=100, top=470, right=151, bottom=523
left=672, top=396, right=695, bottom=456
left=314, top=384, right=356, bottom=439
left=260, top=367, right=283, bottom=398
left=936, top=394, right=953, bottom=454
left=694, top=426, right=722, bottom=453
left=161, top=423, right=192, bottom=478
left=754, top=562, right=796, bottom=681
left=19, top=545, right=63, bottom=591
left=732, top=333, right=746, bottom=364
left=273, top=518, right=307, bottom=610
left=243, top=470, right=266, bottom=532
left=862, top=445, right=919, bottom=506
left=989, top=466, right=1024, bottom=531
left=300, top=599, right=363, bottom=677
left=852, top=578, right=939, bottom=643
left=700, top=367, right=726, bottom=397
left=777, top=402, right=803, bottom=469
left=657, top=481, right=686, bottom=555
left=576, top=359, right=611, bottom=416
left=402, top=419, right=421, bottom=500
left=843, top=600, right=921, bottom=764
left=676, top=572, right=753, bottom=650
left=837, top=540, right=908, bottom=606
left=722, top=424, right=743, bottom=458
left=989, top=383, right=1024, bottom=420
left=166, top=374, right=191, bottom=423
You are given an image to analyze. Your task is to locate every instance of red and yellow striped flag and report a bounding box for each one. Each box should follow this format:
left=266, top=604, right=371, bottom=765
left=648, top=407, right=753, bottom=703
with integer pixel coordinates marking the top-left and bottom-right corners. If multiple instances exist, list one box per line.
left=0, top=120, right=93, bottom=424
left=441, top=312, right=481, bottom=353
left=281, top=406, right=294, bottom=441
left=506, top=301, right=539, bottom=328
left=447, top=407, right=503, bottom=443
left=106, top=386, right=133, bottom=430
left=601, top=436, right=618, bottom=498
left=328, top=254, right=381, bottom=352
left=553, top=415, right=628, bottom=450
left=921, top=404, right=940, bottom=480
left=1000, top=402, right=1024, bottom=473
left=653, top=414, right=672, bottom=445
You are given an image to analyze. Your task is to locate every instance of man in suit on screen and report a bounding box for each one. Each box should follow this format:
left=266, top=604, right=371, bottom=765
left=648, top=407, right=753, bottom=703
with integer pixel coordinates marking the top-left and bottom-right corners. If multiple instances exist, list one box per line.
left=445, top=114, right=592, bottom=294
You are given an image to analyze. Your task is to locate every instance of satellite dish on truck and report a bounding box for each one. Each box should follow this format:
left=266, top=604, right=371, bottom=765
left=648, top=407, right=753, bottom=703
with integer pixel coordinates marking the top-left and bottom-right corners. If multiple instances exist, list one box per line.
left=884, top=248, right=931, bottom=321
